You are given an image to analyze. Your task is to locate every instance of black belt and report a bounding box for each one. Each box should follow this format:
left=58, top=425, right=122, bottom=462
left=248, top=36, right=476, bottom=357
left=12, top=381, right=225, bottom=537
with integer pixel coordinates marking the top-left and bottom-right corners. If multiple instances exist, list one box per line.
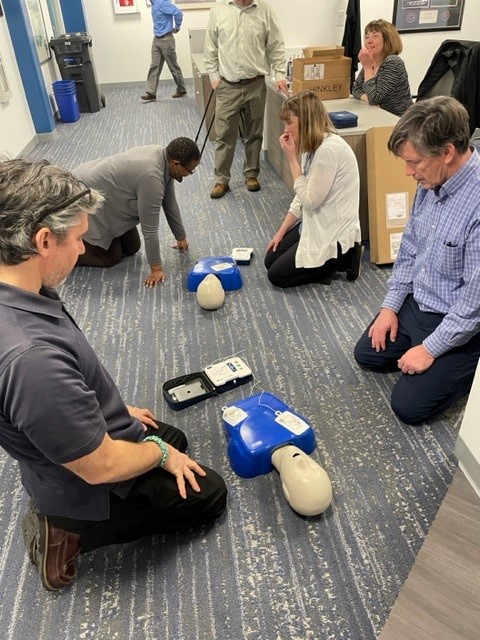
left=221, top=75, right=264, bottom=86
left=156, top=32, right=173, bottom=39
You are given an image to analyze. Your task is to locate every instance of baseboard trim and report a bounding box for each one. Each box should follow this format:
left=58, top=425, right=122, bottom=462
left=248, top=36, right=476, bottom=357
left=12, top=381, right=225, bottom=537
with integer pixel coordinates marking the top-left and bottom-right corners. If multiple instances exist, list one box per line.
left=99, top=78, right=193, bottom=90
left=18, top=131, right=58, bottom=157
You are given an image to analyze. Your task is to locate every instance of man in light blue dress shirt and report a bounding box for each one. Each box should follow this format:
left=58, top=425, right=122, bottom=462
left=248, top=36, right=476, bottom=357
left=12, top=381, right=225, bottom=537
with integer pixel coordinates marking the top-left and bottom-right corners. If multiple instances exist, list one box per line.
left=142, top=0, right=186, bottom=100
left=355, top=96, right=480, bottom=425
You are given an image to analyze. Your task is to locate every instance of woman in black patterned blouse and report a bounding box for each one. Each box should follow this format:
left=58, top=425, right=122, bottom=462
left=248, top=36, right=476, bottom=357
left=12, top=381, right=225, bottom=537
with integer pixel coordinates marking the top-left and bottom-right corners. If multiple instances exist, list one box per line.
left=352, top=19, right=412, bottom=117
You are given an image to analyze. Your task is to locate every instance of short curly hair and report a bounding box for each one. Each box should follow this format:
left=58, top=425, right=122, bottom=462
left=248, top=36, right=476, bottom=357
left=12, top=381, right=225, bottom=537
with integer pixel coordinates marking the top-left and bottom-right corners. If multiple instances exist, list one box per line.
left=166, top=137, right=201, bottom=165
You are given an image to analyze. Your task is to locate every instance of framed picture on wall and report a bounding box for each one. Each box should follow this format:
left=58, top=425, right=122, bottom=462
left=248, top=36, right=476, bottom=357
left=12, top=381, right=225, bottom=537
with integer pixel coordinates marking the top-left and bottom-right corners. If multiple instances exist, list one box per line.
left=393, top=0, right=465, bottom=34
left=112, top=0, right=140, bottom=14
left=177, top=1, right=215, bottom=9
left=26, top=0, right=51, bottom=64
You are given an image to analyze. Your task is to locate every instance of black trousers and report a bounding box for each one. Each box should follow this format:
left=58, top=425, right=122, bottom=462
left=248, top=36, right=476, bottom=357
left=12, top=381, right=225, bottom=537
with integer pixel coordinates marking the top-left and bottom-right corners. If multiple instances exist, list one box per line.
left=354, top=294, right=480, bottom=424
left=48, top=422, right=228, bottom=553
left=77, top=227, right=141, bottom=268
left=264, top=225, right=342, bottom=288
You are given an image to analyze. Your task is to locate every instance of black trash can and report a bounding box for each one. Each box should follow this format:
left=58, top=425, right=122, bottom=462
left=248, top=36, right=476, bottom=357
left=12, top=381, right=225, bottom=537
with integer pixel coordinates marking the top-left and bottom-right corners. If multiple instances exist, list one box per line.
left=49, top=33, right=104, bottom=113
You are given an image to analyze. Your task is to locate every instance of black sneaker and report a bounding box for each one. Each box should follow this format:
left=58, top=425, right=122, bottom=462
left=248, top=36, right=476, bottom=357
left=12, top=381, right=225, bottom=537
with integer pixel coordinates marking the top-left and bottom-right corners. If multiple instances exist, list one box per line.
left=345, top=242, right=364, bottom=281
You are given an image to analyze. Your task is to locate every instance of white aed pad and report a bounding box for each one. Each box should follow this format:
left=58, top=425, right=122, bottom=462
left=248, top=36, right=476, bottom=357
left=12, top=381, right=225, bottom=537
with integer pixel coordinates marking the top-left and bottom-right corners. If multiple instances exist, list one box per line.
left=204, top=357, right=252, bottom=387
left=231, top=247, right=254, bottom=264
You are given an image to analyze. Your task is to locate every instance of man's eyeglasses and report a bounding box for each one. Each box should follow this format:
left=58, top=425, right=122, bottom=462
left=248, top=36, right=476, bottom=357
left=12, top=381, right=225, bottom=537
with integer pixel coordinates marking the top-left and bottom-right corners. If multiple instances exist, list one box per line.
left=177, top=161, right=195, bottom=175
left=35, top=181, right=92, bottom=226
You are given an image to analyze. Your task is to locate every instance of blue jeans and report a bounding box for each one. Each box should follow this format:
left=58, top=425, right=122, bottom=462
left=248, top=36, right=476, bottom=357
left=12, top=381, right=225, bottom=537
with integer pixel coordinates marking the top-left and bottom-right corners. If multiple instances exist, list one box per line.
left=354, top=295, right=480, bottom=424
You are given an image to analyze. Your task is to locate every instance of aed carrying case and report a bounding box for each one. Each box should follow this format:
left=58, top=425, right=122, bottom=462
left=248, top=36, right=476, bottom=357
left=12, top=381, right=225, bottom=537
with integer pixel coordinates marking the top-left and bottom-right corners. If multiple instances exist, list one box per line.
left=163, top=359, right=253, bottom=411
left=328, top=110, right=358, bottom=128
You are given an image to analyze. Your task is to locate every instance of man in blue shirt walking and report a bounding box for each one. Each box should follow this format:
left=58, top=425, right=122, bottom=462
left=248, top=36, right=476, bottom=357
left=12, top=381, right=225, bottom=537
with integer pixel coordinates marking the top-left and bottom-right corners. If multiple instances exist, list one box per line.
left=142, top=0, right=187, bottom=100
left=355, top=96, right=480, bottom=425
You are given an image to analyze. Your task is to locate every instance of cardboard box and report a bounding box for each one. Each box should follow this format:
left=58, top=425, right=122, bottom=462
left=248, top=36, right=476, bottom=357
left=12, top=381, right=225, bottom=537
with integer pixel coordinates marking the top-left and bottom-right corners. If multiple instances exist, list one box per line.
left=293, top=56, right=351, bottom=81
left=292, top=56, right=352, bottom=100
left=366, top=126, right=418, bottom=264
left=292, top=77, right=350, bottom=100
left=292, top=56, right=351, bottom=100
left=303, top=45, right=345, bottom=59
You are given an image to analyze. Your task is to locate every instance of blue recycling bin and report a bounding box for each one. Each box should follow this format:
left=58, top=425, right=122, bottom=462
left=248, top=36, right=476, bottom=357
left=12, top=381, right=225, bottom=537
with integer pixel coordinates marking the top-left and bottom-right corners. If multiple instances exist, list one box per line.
left=52, top=80, right=80, bottom=123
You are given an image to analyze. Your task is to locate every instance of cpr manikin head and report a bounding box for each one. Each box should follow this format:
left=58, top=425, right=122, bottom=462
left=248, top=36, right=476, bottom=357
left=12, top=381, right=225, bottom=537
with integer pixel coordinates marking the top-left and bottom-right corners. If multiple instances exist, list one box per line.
left=196, top=274, right=225, bottom=310
left=271, top=445, right=333, bottom=516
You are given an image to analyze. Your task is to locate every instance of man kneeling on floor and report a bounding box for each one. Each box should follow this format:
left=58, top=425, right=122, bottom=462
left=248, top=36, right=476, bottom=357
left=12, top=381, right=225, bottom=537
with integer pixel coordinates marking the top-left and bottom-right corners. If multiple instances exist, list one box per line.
left=0, top=158, right=227, bottom=591
left=354, top=96, right=480, bottom=425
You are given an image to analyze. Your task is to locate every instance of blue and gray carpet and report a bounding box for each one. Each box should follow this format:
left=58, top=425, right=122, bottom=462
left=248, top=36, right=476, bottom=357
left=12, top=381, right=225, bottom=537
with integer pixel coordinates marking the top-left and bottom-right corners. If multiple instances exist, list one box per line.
left=0, top=83, right=461, bottom=640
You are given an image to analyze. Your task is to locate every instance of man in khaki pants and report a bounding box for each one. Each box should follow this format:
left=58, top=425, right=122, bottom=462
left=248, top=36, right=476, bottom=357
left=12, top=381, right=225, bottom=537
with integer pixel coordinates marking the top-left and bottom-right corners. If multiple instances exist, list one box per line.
left=205, top=0, right=288, bottom=199
left=142, top=0, right=187, bottom=101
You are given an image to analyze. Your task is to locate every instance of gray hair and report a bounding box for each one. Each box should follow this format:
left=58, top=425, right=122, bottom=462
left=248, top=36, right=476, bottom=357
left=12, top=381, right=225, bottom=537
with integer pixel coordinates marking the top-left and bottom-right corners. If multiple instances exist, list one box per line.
left=0, top=157, right=104, bottom=265
left=388, top=96, right=470, bottom=157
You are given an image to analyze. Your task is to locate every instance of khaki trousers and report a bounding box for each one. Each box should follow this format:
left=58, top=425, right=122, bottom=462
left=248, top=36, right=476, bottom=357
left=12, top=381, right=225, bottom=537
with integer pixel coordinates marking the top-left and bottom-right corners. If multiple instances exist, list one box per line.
left=214, top=77, right=267, bottom=184
left=146, top=35, right=186, bottom=96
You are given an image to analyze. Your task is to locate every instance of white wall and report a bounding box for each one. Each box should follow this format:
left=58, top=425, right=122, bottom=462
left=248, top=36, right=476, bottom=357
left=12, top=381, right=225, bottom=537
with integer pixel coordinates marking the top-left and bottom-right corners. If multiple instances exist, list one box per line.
left=0, top=18, right=36, bottom=158
left=82, top=0, right=347, bottom=85
left=82, top=0, right=480, bottom=93
left=456, top=361, right=480, bottom=497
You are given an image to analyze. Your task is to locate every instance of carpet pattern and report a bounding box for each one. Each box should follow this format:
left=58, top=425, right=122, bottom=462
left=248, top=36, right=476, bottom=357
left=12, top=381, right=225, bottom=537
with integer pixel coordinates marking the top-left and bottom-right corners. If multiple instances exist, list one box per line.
left=0, top=82, right=462, bottom=640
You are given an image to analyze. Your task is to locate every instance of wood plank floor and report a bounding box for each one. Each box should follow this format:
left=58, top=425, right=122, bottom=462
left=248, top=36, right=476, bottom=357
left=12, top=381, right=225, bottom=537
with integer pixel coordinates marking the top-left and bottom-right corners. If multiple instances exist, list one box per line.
left=378, top=468, right=480, bottom=640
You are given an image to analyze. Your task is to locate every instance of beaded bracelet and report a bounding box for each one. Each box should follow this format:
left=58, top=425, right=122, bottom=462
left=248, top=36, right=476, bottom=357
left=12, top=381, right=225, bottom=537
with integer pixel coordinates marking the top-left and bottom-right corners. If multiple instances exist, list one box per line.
left=143, top=435, right=169, bottom=467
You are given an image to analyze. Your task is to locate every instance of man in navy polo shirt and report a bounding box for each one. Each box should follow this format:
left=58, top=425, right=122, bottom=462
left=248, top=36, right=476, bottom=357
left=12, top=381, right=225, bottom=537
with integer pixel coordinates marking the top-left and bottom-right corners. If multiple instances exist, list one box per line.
left=0, top=158, right=227, bottom=591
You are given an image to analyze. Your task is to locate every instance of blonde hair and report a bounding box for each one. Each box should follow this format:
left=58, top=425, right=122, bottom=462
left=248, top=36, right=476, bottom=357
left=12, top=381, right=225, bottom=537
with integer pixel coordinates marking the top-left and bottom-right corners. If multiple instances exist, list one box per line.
left=279, top=91, right=335, bottom=154
left=365, top=19, right=403, bottom=57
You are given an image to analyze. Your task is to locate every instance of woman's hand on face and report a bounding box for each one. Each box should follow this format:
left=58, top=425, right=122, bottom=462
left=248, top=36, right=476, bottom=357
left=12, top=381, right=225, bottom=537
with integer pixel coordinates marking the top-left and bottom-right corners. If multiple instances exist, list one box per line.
left=359, top=47, right=374, bottom=68
left=279, top=133, right=296, bottom=156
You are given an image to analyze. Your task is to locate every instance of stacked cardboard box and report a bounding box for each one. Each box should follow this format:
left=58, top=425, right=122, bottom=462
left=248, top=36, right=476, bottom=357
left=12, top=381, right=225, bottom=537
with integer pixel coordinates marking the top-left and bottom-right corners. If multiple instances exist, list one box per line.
left=303, top=45, right=344, bottom=58
left=292, top=48, right=351, bottom=100
left=366, top=126, right=417, bottom=264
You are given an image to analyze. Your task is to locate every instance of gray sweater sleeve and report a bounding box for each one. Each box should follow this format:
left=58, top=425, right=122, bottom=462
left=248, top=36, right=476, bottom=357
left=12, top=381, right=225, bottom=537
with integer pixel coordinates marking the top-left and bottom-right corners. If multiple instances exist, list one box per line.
left=137, top=171, right=186, bottom=267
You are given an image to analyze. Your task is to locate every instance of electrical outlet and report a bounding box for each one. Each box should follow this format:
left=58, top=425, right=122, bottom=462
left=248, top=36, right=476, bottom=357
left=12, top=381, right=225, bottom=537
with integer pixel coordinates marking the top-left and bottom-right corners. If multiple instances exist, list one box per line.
left=337, top=10, right=346, bottom=27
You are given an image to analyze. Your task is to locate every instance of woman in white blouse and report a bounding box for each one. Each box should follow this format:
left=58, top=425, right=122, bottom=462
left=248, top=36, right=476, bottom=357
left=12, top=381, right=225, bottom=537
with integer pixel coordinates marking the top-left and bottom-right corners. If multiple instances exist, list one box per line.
left=265, top=91, right=361, bottom=288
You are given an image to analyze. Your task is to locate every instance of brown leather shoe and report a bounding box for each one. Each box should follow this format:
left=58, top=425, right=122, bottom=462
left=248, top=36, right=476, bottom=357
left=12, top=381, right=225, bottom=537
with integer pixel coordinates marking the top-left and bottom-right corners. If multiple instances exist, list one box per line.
left=23, top=505, right=81, bottom=591
left=141, top=92, right=156, bottom=101
left=172, top=91, right=187, bottom=98
left=210, top=183, right=230, bottom=199
left=245, top=177, right=261, bottom=191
